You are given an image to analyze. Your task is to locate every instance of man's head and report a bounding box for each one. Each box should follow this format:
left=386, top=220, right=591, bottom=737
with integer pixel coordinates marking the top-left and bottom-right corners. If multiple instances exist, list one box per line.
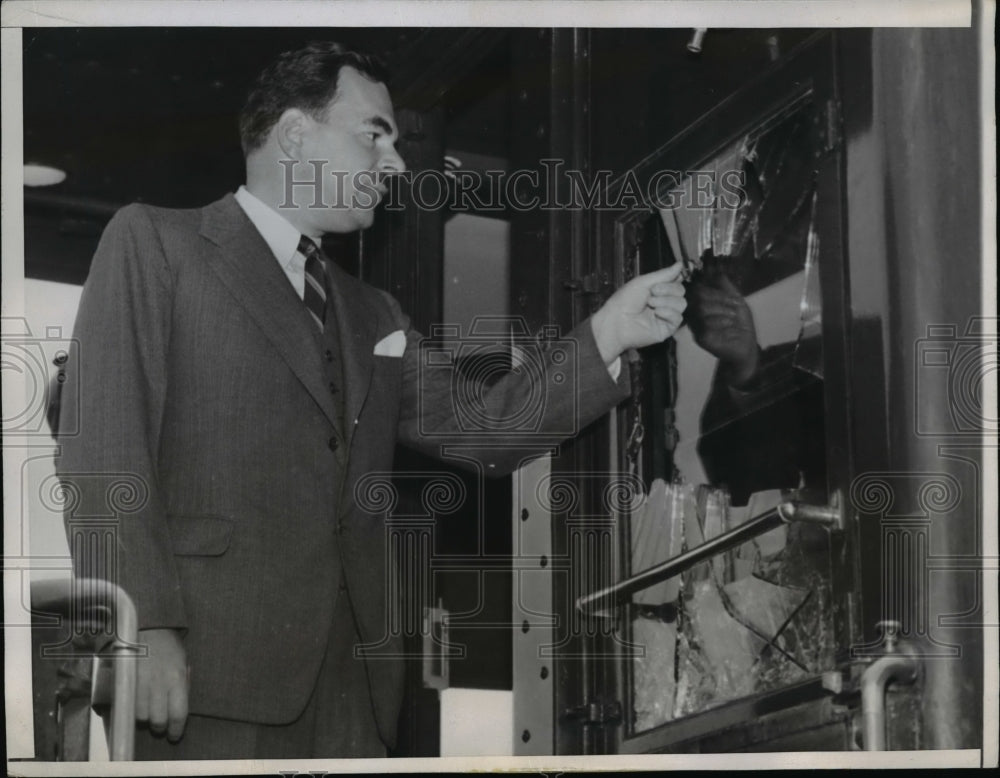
left=240, top=41, right=406, bottom=236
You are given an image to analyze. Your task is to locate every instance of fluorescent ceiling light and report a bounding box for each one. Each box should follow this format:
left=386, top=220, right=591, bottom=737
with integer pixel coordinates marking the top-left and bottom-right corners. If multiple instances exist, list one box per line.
left=24, top=164, right=67, bottom=187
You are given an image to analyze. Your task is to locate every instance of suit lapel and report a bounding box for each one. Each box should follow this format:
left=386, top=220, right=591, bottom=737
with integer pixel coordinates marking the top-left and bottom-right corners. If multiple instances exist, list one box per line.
left=199, top=195, right=338, bottom=429
left=326, top=261, right=377, bottom=452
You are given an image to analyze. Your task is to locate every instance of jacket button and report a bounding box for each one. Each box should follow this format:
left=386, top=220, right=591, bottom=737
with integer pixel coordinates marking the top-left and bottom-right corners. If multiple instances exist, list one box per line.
left=328, top=436, right=339, bottom=451
left=329, top=381, right=337, bottom=394
left=325, top=349, right=334, bottom=362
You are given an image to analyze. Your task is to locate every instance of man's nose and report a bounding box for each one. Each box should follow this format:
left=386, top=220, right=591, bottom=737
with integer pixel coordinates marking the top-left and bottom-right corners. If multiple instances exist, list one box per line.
left=378, top=146, right=406, bottom=175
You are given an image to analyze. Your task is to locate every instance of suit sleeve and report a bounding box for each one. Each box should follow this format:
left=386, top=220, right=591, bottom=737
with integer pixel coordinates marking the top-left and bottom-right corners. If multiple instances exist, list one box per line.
left=388, top=293, right=631, bottom=475
left=56, top=204, right=187, bottom=632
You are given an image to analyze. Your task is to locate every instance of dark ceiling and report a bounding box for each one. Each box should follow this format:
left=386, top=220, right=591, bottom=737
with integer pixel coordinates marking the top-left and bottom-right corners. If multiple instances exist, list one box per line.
left=22, top=27, right=512, bottom=284
left=21, top=26, right=814, bottom=285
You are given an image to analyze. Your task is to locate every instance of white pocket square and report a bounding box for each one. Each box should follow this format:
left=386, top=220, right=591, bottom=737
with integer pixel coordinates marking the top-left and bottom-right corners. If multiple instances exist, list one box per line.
left=373, top=329, right=407, bottom=357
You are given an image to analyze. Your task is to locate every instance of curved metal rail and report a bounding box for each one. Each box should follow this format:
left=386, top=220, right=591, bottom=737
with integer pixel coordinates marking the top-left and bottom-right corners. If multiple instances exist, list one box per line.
left=31, top=577, right=139, bottom=760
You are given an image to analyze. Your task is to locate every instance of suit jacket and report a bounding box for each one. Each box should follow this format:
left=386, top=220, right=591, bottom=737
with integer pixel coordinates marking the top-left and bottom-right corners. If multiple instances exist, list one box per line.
left=56, top=193, right=629, bottom=742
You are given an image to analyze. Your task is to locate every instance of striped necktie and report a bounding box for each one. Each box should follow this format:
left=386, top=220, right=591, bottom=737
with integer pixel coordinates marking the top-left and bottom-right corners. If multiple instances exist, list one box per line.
left=298, top=235, right=329, bottom=332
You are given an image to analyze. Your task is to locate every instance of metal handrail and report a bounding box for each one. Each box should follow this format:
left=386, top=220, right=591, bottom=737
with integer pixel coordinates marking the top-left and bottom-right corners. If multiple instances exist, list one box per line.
left=575, top=495, right=842, bottom=614
left=860, top=621, right=920, bottom=751
left=31, top=577, right=138, bottom=760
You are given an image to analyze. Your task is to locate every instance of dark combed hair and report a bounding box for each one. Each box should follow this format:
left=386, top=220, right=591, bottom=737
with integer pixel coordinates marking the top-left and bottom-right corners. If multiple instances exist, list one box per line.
left=238, top=41, right=390, bottom=155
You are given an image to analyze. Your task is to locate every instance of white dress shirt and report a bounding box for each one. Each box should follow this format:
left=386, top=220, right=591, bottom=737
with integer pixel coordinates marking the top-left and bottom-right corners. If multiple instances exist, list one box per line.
left=234, top=185, right=309, bottom=299
left=233, top=185, right=621, bottom=380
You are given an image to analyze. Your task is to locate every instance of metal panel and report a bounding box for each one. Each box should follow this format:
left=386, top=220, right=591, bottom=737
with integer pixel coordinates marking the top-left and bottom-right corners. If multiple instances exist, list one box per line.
left=508, top=28, right=606, bottom=756
left=851, top=26, right=986, bottom=751
left=512, top=454, right=555, bottom=755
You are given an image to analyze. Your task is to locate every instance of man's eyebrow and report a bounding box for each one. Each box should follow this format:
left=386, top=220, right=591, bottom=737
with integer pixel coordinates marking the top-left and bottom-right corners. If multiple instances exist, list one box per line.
left=364, top=116, right=396, bottom=135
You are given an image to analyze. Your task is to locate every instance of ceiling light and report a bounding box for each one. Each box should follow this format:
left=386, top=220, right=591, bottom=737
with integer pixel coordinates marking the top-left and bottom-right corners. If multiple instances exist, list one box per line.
left=24, top=164, right=67, bottom=187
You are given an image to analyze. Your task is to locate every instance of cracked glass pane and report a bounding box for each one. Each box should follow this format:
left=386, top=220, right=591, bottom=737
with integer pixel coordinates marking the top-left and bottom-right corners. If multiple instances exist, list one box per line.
left=625, top=96, right=834, bottom=733
left=627, top=483, right=836, bottom=731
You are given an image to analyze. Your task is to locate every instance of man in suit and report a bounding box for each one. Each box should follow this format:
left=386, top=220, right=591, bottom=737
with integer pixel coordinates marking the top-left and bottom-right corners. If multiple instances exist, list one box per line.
left=56, top=41, right=688, bottom=759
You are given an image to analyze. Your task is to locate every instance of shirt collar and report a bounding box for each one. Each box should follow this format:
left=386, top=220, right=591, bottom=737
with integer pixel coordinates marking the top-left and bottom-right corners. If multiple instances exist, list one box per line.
left=233, top=185, right=303, bottom=268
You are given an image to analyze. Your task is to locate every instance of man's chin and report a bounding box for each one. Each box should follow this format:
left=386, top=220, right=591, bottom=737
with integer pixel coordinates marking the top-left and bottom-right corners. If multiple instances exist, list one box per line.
left=352, top=208, right=377, bottom=230
left=320, top=208, right=375, bottom=234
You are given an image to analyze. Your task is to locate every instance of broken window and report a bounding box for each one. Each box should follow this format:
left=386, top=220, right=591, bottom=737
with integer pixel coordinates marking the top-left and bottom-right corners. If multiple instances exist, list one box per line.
left=621, top=96, right=835, bottom=733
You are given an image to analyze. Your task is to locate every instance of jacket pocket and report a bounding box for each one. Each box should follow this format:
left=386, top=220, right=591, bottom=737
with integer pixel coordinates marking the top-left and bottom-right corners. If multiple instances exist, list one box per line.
left=168, top=515, right=234, bottom=556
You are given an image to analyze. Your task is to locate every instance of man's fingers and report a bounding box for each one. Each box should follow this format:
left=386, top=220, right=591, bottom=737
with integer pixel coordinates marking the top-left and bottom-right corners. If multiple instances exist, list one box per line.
left=166, top=682, right=189, bottom=742
left=690, top=294, right=746, bottom=316
left=692, top=306, right=742, bottom=325
left=147, top=683, right=168, bottom=734
left=697, top=313, right=739, bottom=327
left=635, top=263, right=684, bottom=287
left=649, top=280, right=686, bottom=297
left=648, top=293, right=687, bottom=311
left=693, top=298, right=740, bottom=313
left=134, top=629, right=188, bottom=738
left=654, top=305, right=684, bottom=320
left=654, top=307, right=684, bottom=327
left=134, top=672, right=150, bottom=722
left=715, top=272, right=742, bottom=294
left=687, top=282, right=728, bottom=299
left=688, top=288, right=738, bottom=305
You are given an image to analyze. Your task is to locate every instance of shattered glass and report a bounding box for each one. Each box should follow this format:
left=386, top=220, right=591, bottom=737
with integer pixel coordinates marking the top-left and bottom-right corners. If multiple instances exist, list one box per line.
left=625, top=96, right=835, bottom=733
left=656, top=97, right=825, bottom=382
left=626, top=483, right=834, bottom=731
left=673, top=507, right=834, bottom=720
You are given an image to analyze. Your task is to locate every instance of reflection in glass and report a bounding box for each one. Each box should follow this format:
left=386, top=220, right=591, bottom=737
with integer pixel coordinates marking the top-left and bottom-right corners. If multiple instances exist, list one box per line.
left=622, top=97, right=835, bottom=733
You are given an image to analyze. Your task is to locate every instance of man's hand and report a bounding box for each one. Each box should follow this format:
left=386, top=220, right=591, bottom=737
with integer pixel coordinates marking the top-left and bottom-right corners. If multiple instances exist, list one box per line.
left=687, top=269, right=760, bottom=387
left=590, top=264, right=687, bottom=366
left=135, top=628, right=189, bottom=741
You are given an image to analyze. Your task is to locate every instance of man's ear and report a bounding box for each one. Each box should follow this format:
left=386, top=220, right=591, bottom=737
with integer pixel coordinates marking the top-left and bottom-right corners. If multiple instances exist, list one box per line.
left=274, top=108, right=308, bottom=159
